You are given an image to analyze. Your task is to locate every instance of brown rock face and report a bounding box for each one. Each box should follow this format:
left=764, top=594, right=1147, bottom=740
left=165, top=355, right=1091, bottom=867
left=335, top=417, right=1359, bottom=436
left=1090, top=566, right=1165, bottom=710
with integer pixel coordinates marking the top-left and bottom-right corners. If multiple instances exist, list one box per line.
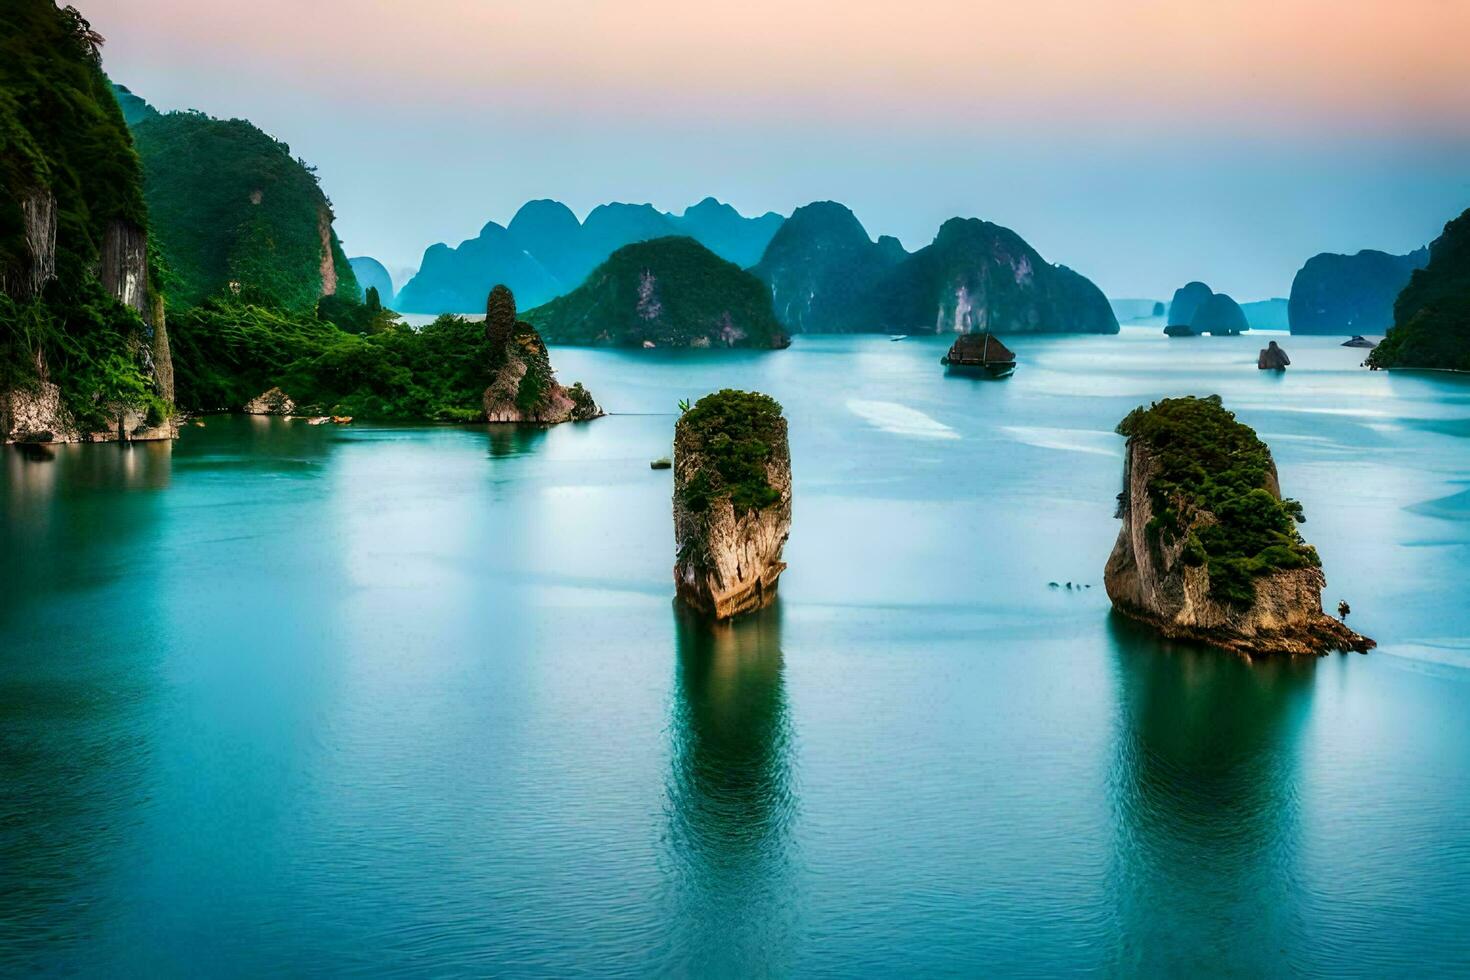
left=480, top=286, right=602, bottom=424
left=672, top=398, right=792, bottom=619
left=243, top=388, right=296, bottom=415
left=1105, top=439, right=1373, bottom=656
left=317, top=207, right=338, bottom=297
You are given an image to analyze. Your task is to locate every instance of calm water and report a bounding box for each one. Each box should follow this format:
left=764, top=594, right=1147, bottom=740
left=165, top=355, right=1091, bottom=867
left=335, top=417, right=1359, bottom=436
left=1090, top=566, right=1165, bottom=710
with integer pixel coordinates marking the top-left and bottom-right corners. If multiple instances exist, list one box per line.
left=4, top=330, right=1470, bottom=976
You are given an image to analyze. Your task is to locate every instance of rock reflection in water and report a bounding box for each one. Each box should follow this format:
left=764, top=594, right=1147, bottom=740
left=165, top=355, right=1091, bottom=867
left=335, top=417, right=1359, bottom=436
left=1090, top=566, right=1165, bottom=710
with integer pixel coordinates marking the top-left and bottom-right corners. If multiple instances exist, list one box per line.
left=1105, top=613, right=1316, bottom=975
left=663, top=603, right=799, bottom=974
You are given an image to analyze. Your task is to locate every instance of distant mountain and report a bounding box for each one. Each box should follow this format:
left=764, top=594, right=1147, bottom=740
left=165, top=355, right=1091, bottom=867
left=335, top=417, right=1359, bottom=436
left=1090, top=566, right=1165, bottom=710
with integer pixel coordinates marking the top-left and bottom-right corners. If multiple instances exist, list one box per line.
left=1191, top=292, right=1249, bottom=335
left=131, top=111, right=358, bottom=310
left=1367, top=209, right=1470, bottom=371
left=505, top=199, right=589, bottom=285
left=349, top=256, right=394, bottom=305
left=872, top=218, right=1118, bottom=334
left=751, top=202, right=906, bottom=333
left=395, top=220, right=560, bottom=313
left=669, top=197, right=784, bottom=269
left=1165, top=282, right=1246, bottom=334
left=1111, top=298, right=1165, bottom=321
left=1289, top=247, right=1429, bottom=335
left=1240, top=298, right=1289, bottom=331
left=1167, top=282, right=1214, bottom=327
left=524, top=237, right=786, bottom=348
left=395, top=198, right=784, bottom=314
left=110, top=81, right=157, bottom=125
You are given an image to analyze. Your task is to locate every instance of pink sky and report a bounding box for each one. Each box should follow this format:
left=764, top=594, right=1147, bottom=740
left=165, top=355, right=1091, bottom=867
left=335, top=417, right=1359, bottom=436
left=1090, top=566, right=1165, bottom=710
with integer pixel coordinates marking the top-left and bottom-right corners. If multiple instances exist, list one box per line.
left=84, top=0, right=1470, bottom=297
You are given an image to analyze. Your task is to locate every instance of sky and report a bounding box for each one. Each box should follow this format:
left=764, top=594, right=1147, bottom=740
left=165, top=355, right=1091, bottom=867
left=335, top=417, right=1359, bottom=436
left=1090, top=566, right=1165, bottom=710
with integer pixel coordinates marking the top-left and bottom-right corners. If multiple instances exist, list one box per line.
left=87, top=0, right=1470, bottom=299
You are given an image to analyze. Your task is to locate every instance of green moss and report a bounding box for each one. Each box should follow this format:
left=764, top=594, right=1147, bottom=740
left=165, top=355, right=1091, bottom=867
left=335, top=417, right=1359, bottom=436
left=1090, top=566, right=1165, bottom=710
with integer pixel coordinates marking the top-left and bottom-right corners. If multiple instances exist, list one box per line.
left=1117, top=395, right=1319, bottom=606
left=678, top=390, right=786, bottom=514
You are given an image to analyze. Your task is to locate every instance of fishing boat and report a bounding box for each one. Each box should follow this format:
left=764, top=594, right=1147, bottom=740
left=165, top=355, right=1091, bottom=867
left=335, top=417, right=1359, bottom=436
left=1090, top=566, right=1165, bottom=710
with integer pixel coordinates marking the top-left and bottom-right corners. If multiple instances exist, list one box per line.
left=941, top=332, right=1017, bottom=378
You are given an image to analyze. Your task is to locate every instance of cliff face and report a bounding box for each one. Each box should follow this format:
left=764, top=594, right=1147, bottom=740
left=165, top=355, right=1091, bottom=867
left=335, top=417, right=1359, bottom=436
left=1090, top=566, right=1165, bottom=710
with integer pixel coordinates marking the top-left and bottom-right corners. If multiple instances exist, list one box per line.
left=672, top=391, right=792, bottom=619
left=1289, top=247, right=1429, bottom=336
left=1, top=3, right=175, bottom=444
left=751, top=201, right=904, bottom=333
left=1106, top=427, right=1373, bottom=657
left=129, top=111, right=358, bottom=310
left=480, top=285, right=602, bottom=423
left=874, top=218, right=1119, bottom=335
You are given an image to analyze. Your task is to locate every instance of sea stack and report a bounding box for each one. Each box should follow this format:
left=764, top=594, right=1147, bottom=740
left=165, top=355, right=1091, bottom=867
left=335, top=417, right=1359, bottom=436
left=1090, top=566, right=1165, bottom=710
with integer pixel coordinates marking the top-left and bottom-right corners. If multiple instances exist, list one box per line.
left=481, top=285, right=602, bottom=423
left=673, top=390, right=792, bottom=619
left=1105, top=395, right=1373, bottom=656
left=1257, top=340, right=1291, bottom=370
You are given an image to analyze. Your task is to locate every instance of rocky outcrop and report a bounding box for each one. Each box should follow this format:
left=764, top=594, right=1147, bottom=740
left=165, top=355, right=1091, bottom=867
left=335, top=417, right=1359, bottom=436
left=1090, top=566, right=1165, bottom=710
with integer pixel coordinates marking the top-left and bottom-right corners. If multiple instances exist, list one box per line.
left=2, top=382, right=77, bottom=444
left=100, top=219, right=149, bottom=314
left=1257, top=341, right=1290, bottom=370
left=1166, top=282, right=1213, bottom=327
left=317, top=207, right=338, bottom=297
left=1289, top=247, right=1428, bottom=335
left=1105, top=396, right=1373, bottom=657
left=243, top=388, right=295, bottom=415
left=672, top=390, right=792, bottom=619
left=751, top=201, right=905, bottom=333
left=1365, top=208, right=1470, bottom=371
left=1166, top=282, right=1247, bottom=334
left=480, top=285, right=602, bottom=423
left=873, top=218, right=1118, bottom=335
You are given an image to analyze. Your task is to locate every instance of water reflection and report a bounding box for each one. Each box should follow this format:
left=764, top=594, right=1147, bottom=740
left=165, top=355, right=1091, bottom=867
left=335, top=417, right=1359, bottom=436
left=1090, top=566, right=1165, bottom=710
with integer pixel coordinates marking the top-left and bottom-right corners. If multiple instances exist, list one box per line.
left=663, top=603, right=799, bottom=974
left=1105, top=613, right=1315, bottom=974
left=485, top=425, right=548, bottom=458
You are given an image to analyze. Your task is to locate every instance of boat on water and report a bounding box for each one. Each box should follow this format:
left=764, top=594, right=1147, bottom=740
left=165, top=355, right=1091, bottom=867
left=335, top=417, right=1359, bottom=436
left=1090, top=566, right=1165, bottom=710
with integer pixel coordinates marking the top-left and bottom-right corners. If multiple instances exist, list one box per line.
left=1342, top=335, right=1377, bottom=349
left=941, top=332, right=1017, bottom=378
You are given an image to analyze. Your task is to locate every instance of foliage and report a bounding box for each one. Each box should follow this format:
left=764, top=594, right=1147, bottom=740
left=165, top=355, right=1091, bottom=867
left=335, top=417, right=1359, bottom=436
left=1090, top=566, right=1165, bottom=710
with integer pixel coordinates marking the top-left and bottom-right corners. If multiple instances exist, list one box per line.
left=1367, top=208, right=1470, bottom=371
left=1117, top=395, right=1318, bottom=606
left=678, top=389, right=786, bottom=514
left=524, top=237, right=786, bottom=348
left=168, top=299, right=510, bottom=420
left=485, top=283, right=517, bottom=350
left=129, top=111, right=358, bottom=311
left=0, top=0, right=163, bottom=422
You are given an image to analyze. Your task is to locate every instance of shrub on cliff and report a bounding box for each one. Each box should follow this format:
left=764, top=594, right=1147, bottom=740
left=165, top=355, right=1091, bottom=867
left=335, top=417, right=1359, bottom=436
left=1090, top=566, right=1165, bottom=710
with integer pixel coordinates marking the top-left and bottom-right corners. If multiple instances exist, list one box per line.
left=678, top=390, right=786, bottom=514
left=1116, top=395, right=1318, bottom=606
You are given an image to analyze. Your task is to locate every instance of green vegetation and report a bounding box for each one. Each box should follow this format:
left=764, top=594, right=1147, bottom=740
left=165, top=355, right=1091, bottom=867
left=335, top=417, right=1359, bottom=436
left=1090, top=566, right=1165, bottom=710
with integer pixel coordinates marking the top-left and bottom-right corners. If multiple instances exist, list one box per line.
left=130, top=110, right=358, bottom=310
left=677, top=390, right=786, bottom=514
left=1117, top=395, right=1319, bottom=606
left=1367, top=208, right=1470, bottom=371
left=170, top=300, right=494, bottom=420
left=0, top=1, right=165, bottom=427
left=524, top=237, right=786, bottom=348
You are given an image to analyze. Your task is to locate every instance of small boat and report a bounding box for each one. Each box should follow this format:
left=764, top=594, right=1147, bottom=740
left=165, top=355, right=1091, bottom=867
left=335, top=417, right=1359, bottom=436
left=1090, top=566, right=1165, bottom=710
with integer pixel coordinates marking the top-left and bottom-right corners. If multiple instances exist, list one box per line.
left=889, top=335, right=906, bottom=342
left=1163, top=324, right=1196, bottom=337
left=941, top=332, right=1016, bottom=378
left=306, top=416, right=331, bottom=426
left=1342, top=335, right=1377, bottom=349
left=650, top=457, right=671, bottom=470
left=331, top=416, right=353, bottom=424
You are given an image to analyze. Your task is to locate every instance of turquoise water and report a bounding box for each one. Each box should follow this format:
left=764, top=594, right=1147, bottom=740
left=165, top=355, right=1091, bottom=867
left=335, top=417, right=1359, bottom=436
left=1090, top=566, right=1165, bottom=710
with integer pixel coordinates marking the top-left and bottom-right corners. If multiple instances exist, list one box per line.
left=4, top=330, right=1470, bottom=975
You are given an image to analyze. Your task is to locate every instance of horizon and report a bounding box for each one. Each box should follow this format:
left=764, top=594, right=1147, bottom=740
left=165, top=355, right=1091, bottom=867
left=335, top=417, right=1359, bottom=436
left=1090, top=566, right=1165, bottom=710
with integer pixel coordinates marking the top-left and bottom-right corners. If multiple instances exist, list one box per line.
left=87, top=0, right=1470, bottom=300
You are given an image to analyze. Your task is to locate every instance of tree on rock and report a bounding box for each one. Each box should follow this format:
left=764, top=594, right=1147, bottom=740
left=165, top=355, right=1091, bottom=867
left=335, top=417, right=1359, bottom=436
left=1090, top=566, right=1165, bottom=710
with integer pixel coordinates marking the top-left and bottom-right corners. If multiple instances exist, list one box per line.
left=486, top=283, right=517, bottom=357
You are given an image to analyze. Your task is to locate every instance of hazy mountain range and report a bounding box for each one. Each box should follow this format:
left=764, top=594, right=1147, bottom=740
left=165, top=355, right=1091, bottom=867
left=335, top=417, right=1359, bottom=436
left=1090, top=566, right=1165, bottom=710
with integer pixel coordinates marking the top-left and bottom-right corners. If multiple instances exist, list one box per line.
left=394, top=198, right=783, bottom=313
